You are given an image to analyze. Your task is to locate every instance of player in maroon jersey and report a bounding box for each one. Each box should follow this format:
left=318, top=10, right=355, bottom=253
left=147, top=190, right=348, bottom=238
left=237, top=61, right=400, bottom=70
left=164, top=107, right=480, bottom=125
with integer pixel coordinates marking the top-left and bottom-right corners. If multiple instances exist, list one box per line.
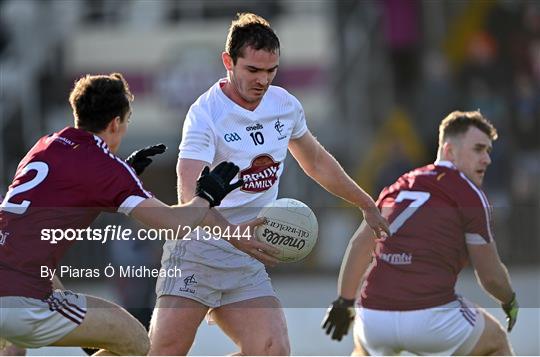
left=0, top=73, right=266, bottom=355
left=322, top=111, right=518, bottom=355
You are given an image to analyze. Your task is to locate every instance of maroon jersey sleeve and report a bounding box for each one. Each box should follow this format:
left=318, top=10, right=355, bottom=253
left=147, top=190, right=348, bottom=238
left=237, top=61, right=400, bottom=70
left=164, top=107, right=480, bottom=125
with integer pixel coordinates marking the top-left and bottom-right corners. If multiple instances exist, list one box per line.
left=86, top=142, right=152, bottom=215
left=454, top=171, right=493, bottom=245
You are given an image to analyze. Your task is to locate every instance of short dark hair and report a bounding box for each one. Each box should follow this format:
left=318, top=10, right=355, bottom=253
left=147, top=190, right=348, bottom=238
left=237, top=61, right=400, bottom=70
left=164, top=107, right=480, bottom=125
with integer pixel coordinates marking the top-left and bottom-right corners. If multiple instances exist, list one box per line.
left=69, top=73, right=133, bottom=133
left=439, top=110, right=498, bottom=147
left=225, top=12, right=280, bottom=64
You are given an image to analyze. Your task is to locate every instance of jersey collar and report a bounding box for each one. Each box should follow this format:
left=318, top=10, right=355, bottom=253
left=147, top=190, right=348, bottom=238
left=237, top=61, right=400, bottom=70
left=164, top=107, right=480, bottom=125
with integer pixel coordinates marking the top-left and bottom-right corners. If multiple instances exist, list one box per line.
left=92, top=134, right=111, bottom=153
left=216, top=78, right=267, bottom=114
left=434, top=160, right=456, bottom=169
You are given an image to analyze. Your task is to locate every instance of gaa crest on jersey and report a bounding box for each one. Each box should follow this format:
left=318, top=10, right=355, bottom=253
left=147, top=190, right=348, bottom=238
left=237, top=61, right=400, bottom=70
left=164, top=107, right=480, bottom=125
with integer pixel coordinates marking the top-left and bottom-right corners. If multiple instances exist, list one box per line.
left=241, top=154, right=280, bottom=193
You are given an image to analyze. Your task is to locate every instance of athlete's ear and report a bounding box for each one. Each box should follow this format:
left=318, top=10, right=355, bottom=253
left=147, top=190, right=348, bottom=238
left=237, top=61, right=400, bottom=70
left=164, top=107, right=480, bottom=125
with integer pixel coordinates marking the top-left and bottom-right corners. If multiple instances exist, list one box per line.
left=222, top=52, right=233, bottom=71
left=101, top=116, right=118, bottom=135
left=442, top=141, right=454, bottom=162
left=107, top=116, right=122, bottom=133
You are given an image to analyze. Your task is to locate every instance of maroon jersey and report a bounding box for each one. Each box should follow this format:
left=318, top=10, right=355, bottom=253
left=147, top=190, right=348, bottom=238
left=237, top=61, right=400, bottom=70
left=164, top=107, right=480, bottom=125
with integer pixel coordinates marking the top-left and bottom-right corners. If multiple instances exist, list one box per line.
left=360, top=161, right=493, bottom=310
left=0, top=127, right=151, bottom=299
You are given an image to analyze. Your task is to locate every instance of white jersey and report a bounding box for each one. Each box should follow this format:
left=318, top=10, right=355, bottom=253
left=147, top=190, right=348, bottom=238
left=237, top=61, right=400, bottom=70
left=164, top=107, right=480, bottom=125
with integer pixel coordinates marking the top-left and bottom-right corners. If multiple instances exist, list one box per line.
left=156, top=80, right=308, bottom=298
left=179, top=79, right=308, bottom=226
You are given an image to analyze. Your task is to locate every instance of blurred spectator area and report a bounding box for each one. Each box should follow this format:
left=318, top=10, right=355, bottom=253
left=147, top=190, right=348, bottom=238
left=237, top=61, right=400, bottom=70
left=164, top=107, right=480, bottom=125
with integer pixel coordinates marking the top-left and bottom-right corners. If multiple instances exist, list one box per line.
left=1, top=0, right=538, bottom=269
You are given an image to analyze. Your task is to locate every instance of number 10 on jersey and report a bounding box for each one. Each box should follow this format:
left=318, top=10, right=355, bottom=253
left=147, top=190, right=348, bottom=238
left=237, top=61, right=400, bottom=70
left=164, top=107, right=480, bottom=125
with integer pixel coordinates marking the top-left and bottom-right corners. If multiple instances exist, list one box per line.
left=250, top=132, right=264, bottom=146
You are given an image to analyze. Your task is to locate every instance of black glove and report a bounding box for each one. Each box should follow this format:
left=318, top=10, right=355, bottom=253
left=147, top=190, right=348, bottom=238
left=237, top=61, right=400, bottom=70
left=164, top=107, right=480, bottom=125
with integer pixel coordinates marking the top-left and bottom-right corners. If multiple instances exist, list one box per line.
left=321, top=297, right=355, bottom=341
left=502, top=293, right=518, bottom=332
left=126, top=144, right=167, bottom=175
left=195, top=162, right=243, bottom=207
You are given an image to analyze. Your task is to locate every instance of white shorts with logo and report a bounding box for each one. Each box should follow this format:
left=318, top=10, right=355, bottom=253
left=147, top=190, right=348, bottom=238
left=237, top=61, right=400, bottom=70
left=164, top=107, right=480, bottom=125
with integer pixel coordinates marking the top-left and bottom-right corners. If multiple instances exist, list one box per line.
left=354, top=297, right=485, bottom=356
left=0, top=290, right=87, bottom=348
left=156, top=237, right=276, bottom=308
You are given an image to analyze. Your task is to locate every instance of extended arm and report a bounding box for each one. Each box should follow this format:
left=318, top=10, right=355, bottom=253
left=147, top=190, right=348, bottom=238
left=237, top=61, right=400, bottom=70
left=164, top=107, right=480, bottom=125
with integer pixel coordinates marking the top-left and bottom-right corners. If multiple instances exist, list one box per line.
left=467, top=241, right=514, bottom=304
left=288, top=131, right=389, bottom=238
left=322, top=222, right=377, bottom=341
left=131, top=161, right=245, bottom=234
left=130, top=196, right=210, bottom=233
left=467, top=241, right=518, bottom=331
left=337, top=222, right=377, bottom=300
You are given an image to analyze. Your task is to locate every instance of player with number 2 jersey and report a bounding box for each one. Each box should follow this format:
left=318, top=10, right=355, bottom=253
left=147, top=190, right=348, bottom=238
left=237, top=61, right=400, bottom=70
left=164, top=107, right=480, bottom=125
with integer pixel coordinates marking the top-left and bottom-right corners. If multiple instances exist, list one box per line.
left=0, top=73, right=244, bottom=355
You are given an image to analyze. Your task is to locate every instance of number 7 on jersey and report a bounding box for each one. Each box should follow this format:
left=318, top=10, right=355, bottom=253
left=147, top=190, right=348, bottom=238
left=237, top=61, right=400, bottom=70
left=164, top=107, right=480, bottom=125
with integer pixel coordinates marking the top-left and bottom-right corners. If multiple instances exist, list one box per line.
left=388, top=190, right=431, bottom=235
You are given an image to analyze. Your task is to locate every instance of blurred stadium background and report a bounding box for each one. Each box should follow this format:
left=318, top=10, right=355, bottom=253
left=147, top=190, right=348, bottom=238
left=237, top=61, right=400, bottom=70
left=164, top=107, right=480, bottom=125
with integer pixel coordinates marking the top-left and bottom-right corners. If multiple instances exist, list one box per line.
left=1, top=0, right=538, bottom=355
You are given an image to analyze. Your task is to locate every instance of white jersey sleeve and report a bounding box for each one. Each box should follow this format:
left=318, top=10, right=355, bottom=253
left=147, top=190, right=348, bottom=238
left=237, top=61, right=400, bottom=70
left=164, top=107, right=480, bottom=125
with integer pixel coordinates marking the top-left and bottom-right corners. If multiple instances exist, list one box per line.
left=178, top=104, right=216, bottom=164
left=290, top=95, right=308, bottom=139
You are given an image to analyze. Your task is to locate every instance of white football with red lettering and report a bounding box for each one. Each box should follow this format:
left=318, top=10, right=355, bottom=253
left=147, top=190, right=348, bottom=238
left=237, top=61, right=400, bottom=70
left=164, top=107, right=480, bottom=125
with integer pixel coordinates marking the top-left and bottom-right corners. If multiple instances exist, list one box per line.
left=255, top=198, right=318, bottom=263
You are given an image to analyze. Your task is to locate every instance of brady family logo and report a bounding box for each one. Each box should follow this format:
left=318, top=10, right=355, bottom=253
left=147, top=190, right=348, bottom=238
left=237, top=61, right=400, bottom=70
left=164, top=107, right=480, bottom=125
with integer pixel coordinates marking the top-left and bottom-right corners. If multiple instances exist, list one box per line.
left=241, top=154, right=280, bottom=193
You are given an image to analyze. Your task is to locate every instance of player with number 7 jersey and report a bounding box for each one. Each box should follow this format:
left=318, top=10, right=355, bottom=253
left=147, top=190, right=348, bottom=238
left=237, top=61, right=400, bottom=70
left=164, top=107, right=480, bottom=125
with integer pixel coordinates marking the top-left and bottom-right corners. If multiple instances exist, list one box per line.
left=322, top=111, right=517, bottom=356
left=361, top=160, right=494, bottom=310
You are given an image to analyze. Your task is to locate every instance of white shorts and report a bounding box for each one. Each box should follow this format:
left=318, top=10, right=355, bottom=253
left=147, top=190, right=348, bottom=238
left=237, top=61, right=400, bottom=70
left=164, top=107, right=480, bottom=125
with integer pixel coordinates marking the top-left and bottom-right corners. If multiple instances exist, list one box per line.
left=156, top=238, right=276, bottom=308
left=354, top=297, right=485, bottom=356
left=0, top=290, right=87, bottom=348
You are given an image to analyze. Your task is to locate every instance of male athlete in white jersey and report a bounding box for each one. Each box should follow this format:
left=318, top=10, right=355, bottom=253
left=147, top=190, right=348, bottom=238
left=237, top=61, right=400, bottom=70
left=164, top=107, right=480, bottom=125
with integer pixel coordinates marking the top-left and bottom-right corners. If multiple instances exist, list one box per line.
left=148, top=13, right=390, bottom=355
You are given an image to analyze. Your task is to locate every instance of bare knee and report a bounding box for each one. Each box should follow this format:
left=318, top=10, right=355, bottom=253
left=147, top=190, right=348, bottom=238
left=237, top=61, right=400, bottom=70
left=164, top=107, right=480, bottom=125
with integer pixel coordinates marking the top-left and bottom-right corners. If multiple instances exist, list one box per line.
left=110, top=323, right=150, bottom=355
left=147, top=297, right=209, bottom=356
left=134, top=333, right=151, bottom=356
left=148, top=318, right=193, bottom=356
left=266, top=336, right=290, bottom=356
left=118, top=338, right=149, bottom=356
left=244, top=336, right=290, bottom=356
left=148, top=315, right=197, bottom=355
left=148, top=336, right=189, bottom=356
left=99, top=314, right=149, bottom=355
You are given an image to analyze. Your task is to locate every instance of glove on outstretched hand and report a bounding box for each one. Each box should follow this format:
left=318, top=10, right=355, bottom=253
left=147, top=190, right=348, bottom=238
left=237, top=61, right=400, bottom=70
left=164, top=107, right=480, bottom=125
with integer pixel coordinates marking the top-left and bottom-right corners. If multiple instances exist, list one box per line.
left=321, top=297, right=356, bottom=341
left=502, top=293, right=518, bottom=332
left=196, top=162, right=243, bottom=207
left=126, top=144, right=167, bottom=175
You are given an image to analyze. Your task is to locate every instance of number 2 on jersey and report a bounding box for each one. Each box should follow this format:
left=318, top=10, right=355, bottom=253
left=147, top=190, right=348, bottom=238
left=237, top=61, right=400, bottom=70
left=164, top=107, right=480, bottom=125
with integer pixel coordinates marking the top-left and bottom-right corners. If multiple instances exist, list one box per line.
left=1, top=161, right=49, bottom=215
left=389, top=190, right=431, bottom=235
